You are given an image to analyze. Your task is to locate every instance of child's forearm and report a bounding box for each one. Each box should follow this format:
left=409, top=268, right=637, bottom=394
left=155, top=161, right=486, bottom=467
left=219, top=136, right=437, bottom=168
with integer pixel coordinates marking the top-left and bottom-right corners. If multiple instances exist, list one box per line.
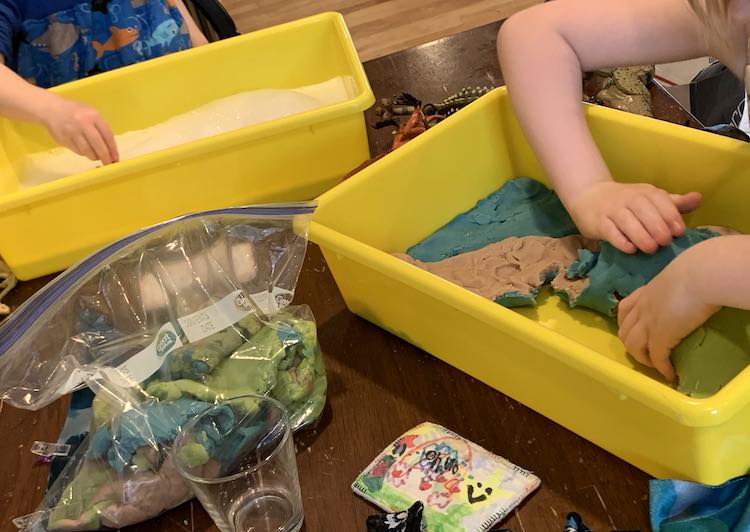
left=688, top=235, right=750, bottom=311
left=497, top=0, right=708, bottom=206
left=0, top=61, right=58, bottom=124
left=0, top=58, right=118, bottom=163
left=498, top=7, right=610, bottom=207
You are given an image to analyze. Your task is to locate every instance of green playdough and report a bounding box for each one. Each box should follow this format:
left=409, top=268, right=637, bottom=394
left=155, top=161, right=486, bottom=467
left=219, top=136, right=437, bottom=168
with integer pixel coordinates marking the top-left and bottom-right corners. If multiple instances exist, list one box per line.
left=48, top=461, right=110, bottom=530
left=147, top=311, right=326, bottom=428
left=672, top=308, right=750, bottom=398
left=176, top=441, right=210, bottom=469
left=160, top=313, right=263, bottom=380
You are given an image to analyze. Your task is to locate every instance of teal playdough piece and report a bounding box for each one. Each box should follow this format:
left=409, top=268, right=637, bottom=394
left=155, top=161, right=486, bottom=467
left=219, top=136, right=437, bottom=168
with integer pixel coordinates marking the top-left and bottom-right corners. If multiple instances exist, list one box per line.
left=407, top=177, right=578, bottom=262
left=672, top=307, right=750, bottom=398
left=568, top=228, right=721, bottom=316
left=496, top=268, right=562, bottom=307
left=567, top=248, right=597, bottom=279
left=496, top=291, right=538, bottom=308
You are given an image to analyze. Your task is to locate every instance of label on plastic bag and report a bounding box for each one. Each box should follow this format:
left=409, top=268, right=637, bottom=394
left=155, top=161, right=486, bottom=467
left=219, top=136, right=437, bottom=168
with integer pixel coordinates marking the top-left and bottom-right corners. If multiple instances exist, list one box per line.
left=178, top=289, right=256, bottom=343
left=57, top=290, right=266, bottom=392
left=115, top=322, right=183, bottom=383
left=59, top=322, right=183, bottom=394
left=249, top=287, right=294, bottom=315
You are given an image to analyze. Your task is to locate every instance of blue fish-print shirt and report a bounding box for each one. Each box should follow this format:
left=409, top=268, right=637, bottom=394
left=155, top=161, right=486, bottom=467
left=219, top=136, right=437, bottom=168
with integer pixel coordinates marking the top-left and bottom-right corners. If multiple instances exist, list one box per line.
left=0, top=0, right=192, bottom=88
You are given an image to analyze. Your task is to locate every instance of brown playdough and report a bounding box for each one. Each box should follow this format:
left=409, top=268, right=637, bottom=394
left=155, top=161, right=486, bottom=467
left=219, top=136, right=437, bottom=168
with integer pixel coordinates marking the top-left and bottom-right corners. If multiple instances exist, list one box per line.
left=394, top=235, right=598, bottom=303
left=98, top=454, right=192, bottom=528
left=49, top=453, right=192, bottom=531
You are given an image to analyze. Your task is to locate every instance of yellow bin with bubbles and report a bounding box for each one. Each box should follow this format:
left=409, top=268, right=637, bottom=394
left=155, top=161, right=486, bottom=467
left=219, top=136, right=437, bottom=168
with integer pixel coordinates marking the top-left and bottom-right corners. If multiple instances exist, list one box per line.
left=0, top=12, right=373, bottom=280
left=311, top=86, right=750, bottom=485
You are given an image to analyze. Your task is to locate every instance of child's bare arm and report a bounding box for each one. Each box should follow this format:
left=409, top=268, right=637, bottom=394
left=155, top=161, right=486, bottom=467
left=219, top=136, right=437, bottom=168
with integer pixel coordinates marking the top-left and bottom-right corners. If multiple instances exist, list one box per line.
left=174, top=0, right=209, bottom=47
left=0, top=58, right=118, bottom=163
left=618, top=235, right=750, bottom=380
left=498, top=0, right=709, bottom=254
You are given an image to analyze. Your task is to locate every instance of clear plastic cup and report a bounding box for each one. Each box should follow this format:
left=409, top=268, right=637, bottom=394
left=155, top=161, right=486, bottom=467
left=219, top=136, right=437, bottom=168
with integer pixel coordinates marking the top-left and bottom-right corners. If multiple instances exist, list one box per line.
left=173, top=395, right=304, bottom=532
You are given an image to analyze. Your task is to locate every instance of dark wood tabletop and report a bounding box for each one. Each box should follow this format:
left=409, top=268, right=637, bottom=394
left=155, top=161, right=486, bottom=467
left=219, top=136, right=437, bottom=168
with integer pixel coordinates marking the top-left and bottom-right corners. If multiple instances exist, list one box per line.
left=0, top=20, right=700, bottom=532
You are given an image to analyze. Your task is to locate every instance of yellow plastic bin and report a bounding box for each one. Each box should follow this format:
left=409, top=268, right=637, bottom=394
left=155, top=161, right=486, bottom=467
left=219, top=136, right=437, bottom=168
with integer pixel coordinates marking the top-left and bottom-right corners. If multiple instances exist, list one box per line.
left=0, top=12, right=373, bottom=280
left=311, top=86, right=750, bottom=485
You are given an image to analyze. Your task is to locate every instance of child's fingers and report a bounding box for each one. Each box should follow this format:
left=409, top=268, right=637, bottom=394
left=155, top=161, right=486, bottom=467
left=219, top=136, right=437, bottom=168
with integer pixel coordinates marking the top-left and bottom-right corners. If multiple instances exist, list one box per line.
left=73, top=135, right=97, bottom=161
left=613, top=209, right=658, bottom=254
left=617, top=294, right=639, bottom=330
left=94, top=117, right=119, bottom=163
left=671, top=192, right=703, bottom=214
left=648, top=341, right=676, bottom=382
left=620, top=320, right=651, bottom=368
left=649, top=191, right=685, bottom=236
left=84, top=126, right=113, bottom=165
left=601, top=217, right=636, bottom=254
left=629, top=196, right=673, bottom=246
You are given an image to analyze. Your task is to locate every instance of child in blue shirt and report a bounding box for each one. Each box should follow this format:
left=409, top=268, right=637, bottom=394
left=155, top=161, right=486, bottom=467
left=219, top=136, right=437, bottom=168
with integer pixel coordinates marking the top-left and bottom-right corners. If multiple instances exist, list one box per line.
left=0, top=0, right=207, bottom=165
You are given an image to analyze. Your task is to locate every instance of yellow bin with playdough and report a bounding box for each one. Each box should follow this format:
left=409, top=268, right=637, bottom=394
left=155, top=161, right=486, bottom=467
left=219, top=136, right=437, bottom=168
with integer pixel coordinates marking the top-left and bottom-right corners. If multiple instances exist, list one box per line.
left=0, top=12, right=373, bottom=280
left=310, top=86, right=750, bottom=485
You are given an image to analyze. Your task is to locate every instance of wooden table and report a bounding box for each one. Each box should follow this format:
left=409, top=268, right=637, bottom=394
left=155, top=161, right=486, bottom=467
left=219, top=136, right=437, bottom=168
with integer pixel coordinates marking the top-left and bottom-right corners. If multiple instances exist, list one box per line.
left=0, top=21, right=698, bottom=532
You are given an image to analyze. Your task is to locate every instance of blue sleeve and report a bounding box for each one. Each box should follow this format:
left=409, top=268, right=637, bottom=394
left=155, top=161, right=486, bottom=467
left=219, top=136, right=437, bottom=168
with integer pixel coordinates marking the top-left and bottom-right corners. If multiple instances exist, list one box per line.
left=0, top=0, right=20, bottom=62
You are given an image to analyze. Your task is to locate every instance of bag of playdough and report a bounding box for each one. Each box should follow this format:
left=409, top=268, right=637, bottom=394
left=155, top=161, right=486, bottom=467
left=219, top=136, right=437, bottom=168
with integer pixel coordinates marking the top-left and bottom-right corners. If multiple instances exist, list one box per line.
left=0, top=203, right=328, bottom=530
left=352, top=422, right=541, bottom=532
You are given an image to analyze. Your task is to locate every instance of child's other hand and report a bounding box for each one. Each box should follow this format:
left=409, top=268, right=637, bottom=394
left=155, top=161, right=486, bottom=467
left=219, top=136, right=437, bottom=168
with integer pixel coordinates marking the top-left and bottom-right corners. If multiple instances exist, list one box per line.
left=568, top=182, right=702, bottom=254
left=617, top=253, right=719, bottom=381
left=40, top=94, right=119, bottom=164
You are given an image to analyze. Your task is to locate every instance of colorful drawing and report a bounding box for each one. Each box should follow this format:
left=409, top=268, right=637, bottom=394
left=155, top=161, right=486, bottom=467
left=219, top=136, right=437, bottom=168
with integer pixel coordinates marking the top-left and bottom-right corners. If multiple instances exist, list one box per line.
left=353, top=422, right=541, bottom=531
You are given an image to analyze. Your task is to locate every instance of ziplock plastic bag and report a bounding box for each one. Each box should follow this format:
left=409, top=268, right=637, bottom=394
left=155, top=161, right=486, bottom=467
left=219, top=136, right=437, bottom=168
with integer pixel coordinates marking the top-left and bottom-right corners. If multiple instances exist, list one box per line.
left=0, top=203, right=315, bottom=409
left=31, top=305, right=325, bottom=531
left=0, top=203, right=328, bottom=530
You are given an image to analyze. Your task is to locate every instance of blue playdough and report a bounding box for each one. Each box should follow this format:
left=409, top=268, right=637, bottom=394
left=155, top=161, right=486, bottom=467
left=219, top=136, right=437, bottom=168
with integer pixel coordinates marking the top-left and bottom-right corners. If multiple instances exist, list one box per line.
left=89, top=398, right=220, bottom=471
left=407, top=177, right=579, bottom=262
left=567, top=249, right=598, bottom=279
left=568, top=228, right=721, bottom=316
left=496, top=269, right=561, bottom=308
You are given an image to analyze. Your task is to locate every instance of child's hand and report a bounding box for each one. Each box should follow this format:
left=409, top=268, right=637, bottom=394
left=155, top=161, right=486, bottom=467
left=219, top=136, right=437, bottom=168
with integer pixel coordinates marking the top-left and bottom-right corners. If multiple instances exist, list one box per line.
left=567, top=182, right=702, bottom=254
left=40, top=94, right=119, bottom=164
left=617, top=252, right=719, bottom=381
